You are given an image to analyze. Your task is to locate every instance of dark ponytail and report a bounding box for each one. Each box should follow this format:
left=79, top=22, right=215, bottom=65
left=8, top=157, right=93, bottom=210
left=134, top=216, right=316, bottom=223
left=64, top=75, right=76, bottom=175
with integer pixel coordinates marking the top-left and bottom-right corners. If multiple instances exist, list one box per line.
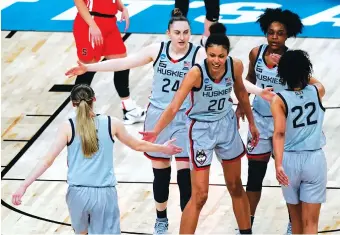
left=205, top=23, right=230, bottom=52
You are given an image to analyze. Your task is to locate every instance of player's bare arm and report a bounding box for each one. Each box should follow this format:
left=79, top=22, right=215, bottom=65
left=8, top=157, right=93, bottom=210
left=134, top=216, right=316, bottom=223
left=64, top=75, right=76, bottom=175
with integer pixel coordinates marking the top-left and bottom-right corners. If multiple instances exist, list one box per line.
left=233, top=58, right=260, bottom=146
left=153, top=66, right=201, bottom=135
left=271, top=95, right=289, bottom=186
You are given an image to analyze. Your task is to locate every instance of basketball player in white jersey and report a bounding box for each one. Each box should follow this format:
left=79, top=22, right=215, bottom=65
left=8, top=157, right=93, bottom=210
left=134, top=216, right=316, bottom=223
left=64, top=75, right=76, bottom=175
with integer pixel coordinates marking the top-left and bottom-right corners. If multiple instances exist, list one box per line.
left=272, top=50, right=326, bottom=234
left=236, top=8, right=304, bottom=232
left=11, top=84, right=182, bottom=234
left=66, top=9, right=207, bottom=234
left=141, top=23, right=259, bottom=234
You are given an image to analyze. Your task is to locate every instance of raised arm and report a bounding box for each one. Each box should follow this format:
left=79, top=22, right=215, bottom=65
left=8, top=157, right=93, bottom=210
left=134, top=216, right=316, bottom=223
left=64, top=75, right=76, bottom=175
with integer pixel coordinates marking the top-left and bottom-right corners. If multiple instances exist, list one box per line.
left=12, top=122, right=70, bottom=205
left=65, top=43, right=160, bottom=76
left=244, top=47, right=275, bottom=100
left=111, top=117, right=182, bottom=155
left=271, top=95, right=289, bottom=186
left=233, top=58, right=259, bottom=146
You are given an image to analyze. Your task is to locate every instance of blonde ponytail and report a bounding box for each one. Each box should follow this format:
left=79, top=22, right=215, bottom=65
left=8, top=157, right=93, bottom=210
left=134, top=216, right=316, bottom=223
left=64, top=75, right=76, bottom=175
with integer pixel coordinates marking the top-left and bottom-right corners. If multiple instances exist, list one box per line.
left=70, top=84, right=98, bottom=157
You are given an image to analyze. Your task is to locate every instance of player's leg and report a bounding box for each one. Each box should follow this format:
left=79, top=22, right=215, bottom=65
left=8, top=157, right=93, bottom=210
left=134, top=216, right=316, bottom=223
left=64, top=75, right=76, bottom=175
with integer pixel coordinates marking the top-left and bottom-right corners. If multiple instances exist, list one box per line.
left=179, top=119, right=213, bottom=233
left=179, top=165, right=210, bottom=233
left=287, top=203, right=303, bottom=234
left=151, top=160, right=171, bottom=234
left=104, top=20, right=146, bottom=124
left=217, top=111, right=250, bottom=234
left=245, top=112, right=273, bottom=227
left=246, top=149, right=271, bottom=227
left=173, top=110, right=192, bottom=212
left=176, top=160, right=191, bottom=211
left=300, top=150, right=327, bottom=234
left=301, top=202, right=321, bottom=234
left=143, top=104, right=173, bottom=234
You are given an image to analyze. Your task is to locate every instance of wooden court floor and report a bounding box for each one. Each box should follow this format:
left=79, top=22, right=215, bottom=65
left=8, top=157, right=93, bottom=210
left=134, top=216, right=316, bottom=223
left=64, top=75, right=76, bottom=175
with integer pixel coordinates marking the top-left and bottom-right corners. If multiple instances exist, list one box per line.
left=1, top=30, right=340, bottom=234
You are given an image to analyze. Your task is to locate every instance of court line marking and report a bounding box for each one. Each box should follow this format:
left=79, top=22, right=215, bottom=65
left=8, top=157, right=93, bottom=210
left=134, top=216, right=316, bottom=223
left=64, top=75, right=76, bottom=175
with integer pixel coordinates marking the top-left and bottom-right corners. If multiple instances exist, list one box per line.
left=5, top=31, right=17, bottom=38
left=2, top=178, right=340, bottom=190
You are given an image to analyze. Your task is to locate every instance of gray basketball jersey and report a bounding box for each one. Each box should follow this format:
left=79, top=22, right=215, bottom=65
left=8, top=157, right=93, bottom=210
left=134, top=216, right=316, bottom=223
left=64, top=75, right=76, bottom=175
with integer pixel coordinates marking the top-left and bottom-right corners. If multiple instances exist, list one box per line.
left=253, top=44, right=288, bottom=116
left=277, top=85, right=326, bottom=151
left=186, top=57, right=234, bottom=122
left=149, top=41, right=201, bottom=110
left=67, top=115, right=116, bottom=187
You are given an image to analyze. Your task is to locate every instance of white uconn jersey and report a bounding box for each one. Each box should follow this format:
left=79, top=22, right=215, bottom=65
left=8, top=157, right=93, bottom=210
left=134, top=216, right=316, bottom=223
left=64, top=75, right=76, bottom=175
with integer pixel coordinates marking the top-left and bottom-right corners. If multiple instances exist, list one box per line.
left=277, top=85, right=326, bottom=151
left=253, top=44, right=288, bottom=116
left=186, top=58, right=234, bottom=122
left=149, top=41, right=201, bottom=110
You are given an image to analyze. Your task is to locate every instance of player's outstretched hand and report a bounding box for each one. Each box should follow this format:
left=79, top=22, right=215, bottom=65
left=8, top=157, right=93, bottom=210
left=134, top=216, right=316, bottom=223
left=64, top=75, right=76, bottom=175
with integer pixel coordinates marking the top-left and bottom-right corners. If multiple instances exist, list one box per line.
left=162, top=139, right=182, bottom=155
left=12, top=185, right=27, bottom=206
left=139, top=131, right=157, bottom=143
left=65, top=61, right=88, bottom=78
left=260, top=87, right=276, bottom=102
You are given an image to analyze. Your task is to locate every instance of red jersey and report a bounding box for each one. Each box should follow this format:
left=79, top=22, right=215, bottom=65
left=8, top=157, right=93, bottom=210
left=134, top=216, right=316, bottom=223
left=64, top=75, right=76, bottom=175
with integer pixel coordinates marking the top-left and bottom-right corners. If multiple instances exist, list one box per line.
left=84, top=0, right=118, bottom=15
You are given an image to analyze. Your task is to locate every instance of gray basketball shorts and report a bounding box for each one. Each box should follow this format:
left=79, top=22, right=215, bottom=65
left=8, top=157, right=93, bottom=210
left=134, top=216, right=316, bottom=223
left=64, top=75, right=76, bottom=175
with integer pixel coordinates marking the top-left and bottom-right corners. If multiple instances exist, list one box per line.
left=281, top=149, right=327, bottom=204
left=187, top=110, right=246, bottom=170
left=144, top=103, right=188, bottom=160
left=246, top=109, right=274, bottom=159
left=66, top=186, right=120, bottom=234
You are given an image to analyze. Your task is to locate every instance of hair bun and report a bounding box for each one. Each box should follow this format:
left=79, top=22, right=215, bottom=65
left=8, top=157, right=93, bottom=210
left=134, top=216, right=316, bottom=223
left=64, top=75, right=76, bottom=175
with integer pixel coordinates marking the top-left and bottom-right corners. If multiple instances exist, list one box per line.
left=171, top=8, right=183, bottom=17
left=209, top=22, right=227, bottom=35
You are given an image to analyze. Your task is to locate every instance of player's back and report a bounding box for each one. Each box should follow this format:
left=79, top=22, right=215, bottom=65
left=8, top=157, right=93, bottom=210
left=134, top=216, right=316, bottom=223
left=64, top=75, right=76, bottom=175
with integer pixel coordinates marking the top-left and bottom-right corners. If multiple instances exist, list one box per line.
left=67, top=115, right=116, bottom=187
left=277, top=85, right=326, bottom=152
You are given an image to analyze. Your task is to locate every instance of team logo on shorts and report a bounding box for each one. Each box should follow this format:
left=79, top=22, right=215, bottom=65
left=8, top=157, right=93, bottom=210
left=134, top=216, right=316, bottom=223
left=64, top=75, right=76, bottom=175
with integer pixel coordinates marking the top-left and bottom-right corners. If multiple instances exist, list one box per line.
left=247, top=137, right=255, bottom=153
left=196, top=150, right=207, bottom=165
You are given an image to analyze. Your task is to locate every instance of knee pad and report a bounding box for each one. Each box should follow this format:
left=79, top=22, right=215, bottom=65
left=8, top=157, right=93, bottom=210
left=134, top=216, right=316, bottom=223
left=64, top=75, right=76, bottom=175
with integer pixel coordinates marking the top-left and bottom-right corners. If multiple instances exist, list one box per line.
left=174, top=0, right=189, bottom=17
left=113, top=69, right=130, bottom=98
left=153, top=167, right=171, bottom=203
left=246, top=160, right=268, bottom=192
left=75, top=72, right=96, bottom=86
left=204, top=0, right=220, bottom=22
left=177, top=168, right=191, bottom=211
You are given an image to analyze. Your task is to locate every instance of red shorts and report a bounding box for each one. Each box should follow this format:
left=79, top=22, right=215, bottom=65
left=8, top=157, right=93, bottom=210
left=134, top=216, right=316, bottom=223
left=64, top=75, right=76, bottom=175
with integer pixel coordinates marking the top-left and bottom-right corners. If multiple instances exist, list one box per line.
left=73, top=14, right=126, bottom=62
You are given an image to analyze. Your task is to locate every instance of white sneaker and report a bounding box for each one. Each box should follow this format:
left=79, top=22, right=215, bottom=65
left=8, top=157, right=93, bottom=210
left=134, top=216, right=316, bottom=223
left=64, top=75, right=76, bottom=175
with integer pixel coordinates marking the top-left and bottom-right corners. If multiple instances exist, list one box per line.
left=123, top=106, right=146, bottom=125
left=121, top=98, right=146, bottom=125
